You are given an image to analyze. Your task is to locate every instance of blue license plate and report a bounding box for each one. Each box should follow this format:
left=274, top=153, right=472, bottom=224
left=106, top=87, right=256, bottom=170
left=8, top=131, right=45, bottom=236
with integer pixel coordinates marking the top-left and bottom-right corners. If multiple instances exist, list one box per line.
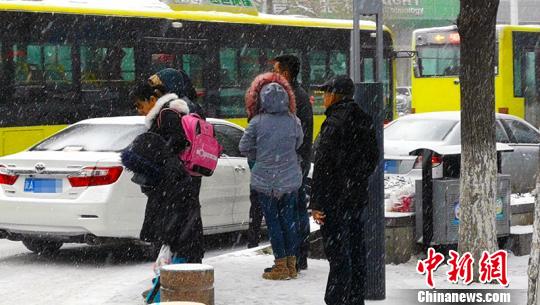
left=384, top=160, right=399, bottom=174
left=24, top=178, right=63, bottom=193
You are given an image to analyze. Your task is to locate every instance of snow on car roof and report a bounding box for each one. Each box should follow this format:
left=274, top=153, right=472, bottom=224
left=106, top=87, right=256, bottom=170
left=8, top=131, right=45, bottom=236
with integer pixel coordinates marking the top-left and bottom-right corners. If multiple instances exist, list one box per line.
left=75, top=116, right=241, bottom=128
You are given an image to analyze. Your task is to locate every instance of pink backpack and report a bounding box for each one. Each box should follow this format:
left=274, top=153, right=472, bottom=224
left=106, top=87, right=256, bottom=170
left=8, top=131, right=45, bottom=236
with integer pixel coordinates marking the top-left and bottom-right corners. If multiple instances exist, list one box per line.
left=159, top=111, right=222, bottom=177
left=180, top=114, right=222, bottom=176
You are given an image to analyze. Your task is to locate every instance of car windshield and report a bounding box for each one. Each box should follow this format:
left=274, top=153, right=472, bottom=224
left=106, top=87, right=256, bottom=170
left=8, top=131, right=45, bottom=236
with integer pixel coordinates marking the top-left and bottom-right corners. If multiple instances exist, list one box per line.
left=385, top=119, right=457, bottom=141
left=32, top=124, right=147, bottom=152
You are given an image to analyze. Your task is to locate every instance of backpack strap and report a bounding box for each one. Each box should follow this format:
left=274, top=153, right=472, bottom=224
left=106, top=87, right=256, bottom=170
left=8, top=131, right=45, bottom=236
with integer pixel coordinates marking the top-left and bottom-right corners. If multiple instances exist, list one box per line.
left=156, top=108, right=182, bottom=128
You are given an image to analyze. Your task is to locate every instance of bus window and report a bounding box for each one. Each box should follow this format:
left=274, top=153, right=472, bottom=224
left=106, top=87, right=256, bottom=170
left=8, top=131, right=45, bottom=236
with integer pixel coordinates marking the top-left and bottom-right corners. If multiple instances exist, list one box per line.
left=13, top=44, right=72, bottom=84
left=121, top=48, right=135, bottom=81
left=514, top=49, right=536, bottom=98
left=309, top=51, right=327, bottom=84
left=81, top=46, right=135, bottom=82
left=151, top=53, right=175, bottom=71
left=511, top=32, right=540, bottom=97
left=217, top=46, right=265, bottom=117
left=362, top=58, right=375, bottom=82
left=416, top=45, right=460, bottom=77
left=218, top=48, right=244, bottom=117
left=182, top=54, right=204, bottom=89
left=220, top=48, right=237, bottom=87
left=523, top=52, right=536, bottom=96
left=329, top=51, right=347, bottom=77
left=239, top=47, right=260, bottom=87
left=383, top=58, right=393, bottom=122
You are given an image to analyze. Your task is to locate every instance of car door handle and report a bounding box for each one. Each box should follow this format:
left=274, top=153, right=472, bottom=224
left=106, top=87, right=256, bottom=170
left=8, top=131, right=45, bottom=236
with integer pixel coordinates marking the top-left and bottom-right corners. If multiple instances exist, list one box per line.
left=234, top=166, right=246, bottom=173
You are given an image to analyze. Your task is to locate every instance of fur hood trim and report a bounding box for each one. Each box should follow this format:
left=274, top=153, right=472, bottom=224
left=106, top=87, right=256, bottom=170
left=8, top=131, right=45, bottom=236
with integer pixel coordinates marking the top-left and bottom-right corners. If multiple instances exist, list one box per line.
left=245, top=72, right=296, bottom=120
left=145, top=93, right=190, bottom=128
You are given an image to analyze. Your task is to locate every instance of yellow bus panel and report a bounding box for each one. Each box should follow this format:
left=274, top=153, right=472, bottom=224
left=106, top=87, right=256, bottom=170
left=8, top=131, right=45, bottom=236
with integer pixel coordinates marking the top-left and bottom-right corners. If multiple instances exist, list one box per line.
left=0, top=125, right=66, bottom=156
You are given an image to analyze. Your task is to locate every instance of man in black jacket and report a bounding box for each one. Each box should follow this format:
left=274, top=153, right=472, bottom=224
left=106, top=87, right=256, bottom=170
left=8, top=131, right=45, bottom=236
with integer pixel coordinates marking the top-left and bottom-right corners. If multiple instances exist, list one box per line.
left=273, top=55, right=313, bottom=270
left=310, top=76, right=379, bottom=305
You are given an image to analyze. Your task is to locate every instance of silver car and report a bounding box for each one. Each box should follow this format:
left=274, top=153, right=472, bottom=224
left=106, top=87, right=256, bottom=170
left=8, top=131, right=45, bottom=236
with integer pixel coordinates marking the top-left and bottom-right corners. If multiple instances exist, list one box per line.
left=384, top=112, right=540, bottom=193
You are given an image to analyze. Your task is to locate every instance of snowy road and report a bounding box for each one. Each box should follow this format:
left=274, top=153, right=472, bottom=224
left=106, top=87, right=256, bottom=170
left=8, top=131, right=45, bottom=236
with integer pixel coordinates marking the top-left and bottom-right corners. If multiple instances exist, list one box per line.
left=0, top=234, right=256, bottom=305
left=0, top=236, right=530, bottom=305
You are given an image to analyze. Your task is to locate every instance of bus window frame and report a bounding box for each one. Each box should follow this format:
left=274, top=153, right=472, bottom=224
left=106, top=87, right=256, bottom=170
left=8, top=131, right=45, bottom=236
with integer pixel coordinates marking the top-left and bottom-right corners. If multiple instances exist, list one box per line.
left=513, top=31, right=540, bottom=98
left=79, top=44, right=136, bottom=84
left=10, top=43, right=74, bottom=85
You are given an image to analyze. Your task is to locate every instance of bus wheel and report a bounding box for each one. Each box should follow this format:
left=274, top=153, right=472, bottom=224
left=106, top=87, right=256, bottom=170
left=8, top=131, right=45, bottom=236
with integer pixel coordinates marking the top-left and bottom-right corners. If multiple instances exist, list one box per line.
left=22, top=238, right=63, bottom=255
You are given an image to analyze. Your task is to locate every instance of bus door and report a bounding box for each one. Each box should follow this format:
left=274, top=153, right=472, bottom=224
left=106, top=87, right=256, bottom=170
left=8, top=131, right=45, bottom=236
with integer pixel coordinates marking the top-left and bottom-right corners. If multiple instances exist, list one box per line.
left=144, top=39, right=210, bottom=104
left=520, top=47, right=540, bottom=126
left=78, top=44, right=136, bottom=118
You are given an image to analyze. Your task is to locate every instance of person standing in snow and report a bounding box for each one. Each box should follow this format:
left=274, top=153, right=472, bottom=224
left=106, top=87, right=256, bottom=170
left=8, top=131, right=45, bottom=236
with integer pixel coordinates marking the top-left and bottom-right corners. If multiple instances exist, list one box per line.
left=240, top=72, right=303, bottom=280
left=125, top=82, right=204, bottom=263
left=148, top=68, right=206, bottom=239
left=272, top=54, right=313, bottom=271
left=310, top=76, right=379, bottom=305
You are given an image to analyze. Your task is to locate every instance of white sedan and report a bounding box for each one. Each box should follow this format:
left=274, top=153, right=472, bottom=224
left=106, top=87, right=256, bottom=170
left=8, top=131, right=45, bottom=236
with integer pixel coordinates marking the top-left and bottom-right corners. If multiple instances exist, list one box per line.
left=0, top=116, right=251, bottom=253
left=384, top=112, right=540, bottom=193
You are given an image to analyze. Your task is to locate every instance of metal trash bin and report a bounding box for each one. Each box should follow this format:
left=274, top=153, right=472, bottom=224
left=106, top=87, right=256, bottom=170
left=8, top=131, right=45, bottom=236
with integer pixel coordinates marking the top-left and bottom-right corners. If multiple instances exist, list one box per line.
left=415, top=175, right=511, bottom=245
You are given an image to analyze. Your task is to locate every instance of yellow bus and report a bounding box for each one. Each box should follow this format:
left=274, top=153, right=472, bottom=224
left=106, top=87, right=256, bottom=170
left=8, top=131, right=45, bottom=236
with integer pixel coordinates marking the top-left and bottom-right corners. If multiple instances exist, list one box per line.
left=411, top=25, right=540, bottom=118
left=0, top=0, right=397, bottom=156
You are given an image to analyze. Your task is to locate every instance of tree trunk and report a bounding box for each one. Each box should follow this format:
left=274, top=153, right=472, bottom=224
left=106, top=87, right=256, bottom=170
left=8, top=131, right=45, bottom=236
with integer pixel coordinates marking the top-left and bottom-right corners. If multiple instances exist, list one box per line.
left=457, top=0, right=500, bottom=276
left=527, top=41, right=540, bottom=305
left=528, top=161, right=540, bottom=304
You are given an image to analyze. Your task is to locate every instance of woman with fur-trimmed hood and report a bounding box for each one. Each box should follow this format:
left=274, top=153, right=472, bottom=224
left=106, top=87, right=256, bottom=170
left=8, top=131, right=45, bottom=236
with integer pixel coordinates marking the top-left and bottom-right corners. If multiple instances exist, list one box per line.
left=239, top=72, right=303, bottom=281
left=124, top=82, right=204, bottom=264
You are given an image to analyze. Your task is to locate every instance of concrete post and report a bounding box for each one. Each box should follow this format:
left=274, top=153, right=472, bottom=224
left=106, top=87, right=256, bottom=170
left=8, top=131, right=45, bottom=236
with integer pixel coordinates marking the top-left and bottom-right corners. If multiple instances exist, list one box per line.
left=160, top=264, right=214, bottom=305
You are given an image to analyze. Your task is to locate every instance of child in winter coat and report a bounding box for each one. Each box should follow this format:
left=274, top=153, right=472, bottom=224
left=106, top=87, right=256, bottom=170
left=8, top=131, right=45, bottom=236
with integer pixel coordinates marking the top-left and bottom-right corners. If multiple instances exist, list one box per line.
left=127, top=81, right=204, bottom=263
left=124, top=82, right=204, bottom=303
left=239, top=72, right=303, bottom=280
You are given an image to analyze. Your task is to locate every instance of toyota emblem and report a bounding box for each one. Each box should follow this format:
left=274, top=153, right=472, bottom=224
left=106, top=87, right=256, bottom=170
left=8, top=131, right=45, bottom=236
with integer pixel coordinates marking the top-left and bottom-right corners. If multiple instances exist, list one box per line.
left=35, top=163, right=46, bottom=173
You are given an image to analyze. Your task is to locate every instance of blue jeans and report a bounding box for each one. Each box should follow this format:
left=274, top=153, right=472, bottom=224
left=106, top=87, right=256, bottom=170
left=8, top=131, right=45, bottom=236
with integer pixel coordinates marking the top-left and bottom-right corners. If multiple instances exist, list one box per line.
left=257, top=191, right=298, bottom=259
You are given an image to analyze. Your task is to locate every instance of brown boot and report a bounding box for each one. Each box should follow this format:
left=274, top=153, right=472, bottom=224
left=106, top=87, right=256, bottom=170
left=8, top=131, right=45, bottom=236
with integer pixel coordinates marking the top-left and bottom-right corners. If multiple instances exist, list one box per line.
left=262, top=258, right=289, bottom=280
left=286, top=256, right=298, bottom=279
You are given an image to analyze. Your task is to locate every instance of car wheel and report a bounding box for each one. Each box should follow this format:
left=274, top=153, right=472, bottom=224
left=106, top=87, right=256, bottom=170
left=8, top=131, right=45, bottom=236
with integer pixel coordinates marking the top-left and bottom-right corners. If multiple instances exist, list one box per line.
left=22, top=238, right=63, bottom=255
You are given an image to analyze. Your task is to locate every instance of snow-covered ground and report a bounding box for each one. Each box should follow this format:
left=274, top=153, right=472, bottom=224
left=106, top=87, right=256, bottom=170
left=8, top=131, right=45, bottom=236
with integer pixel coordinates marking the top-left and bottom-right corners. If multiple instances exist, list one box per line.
left=0, top=177, right=533, bottom=304
left=208, top=248, right=528, bottom=305
left=0, top=238, right=529, bottom=305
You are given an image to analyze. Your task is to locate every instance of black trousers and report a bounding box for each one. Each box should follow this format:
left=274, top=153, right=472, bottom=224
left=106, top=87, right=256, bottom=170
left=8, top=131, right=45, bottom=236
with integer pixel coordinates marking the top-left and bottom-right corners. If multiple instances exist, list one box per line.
left=297, top=160, right=311, bottom=265
left=191, top=176, right=202, bottom=201
left=188, top=176, right=204, bottom=261
left=321, top=205, right=366, bottom=305
left=247, top=188, right=263, bottom=247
